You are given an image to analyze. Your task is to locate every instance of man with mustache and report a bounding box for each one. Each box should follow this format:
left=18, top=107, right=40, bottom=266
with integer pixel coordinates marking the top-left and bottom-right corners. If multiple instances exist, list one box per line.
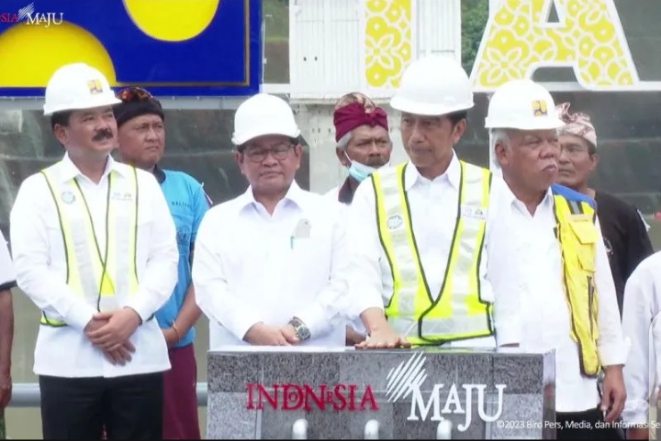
left=9, top=63, right=179, bottom=440
left=487, top=79, right=626, bottom=440
left=344, top=55, right=520, bottom=351
left=554, top=102, right=653, bottom=316
left=326, top=92, right=392, bottom=345
left=326, top=92, right=392, bottom=205
left=113, top=87, right=210, bottom=439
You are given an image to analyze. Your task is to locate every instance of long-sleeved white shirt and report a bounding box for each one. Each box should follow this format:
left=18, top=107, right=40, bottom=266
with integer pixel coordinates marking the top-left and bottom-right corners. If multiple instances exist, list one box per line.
left=621, top=251, right=661, bottom=426
left=10, top=154, right=179, bottom=378
left=193, top=181, right=350, bottom=349
left=0, top=231, right=16, bottom=289
left=345, top=153, right=521, bottom=348
left=490, top=184, right=627, bottom=413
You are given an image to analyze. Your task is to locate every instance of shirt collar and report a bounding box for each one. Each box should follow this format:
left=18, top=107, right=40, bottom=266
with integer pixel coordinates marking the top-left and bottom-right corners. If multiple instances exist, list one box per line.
left=237, top=180, right=306, bottom=212
left=503, top=182, right=555, bottom=211
left=58, top=152, right=126, bottom=183
left=404, top=151, right=461, bottom=191
left=152, top=164, right=166, bottom=184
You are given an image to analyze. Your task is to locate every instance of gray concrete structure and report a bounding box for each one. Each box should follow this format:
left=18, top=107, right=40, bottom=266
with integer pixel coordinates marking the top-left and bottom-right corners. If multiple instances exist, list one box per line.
left=207, top=347, right=556, bottom=439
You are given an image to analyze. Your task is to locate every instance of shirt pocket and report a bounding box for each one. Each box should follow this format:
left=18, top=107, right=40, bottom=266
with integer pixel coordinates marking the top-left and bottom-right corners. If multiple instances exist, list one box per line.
left=567, top=219, right=598, bottom=273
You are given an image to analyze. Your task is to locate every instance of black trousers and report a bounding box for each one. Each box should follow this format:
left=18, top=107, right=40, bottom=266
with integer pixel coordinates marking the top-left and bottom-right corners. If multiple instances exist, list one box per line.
left=39, top=372, right=163, bottom=440
left=556, top=407, right=623, bottom=440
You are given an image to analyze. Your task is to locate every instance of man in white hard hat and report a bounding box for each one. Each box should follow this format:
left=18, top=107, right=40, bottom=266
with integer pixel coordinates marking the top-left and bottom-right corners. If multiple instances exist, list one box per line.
left=344, top=55, right=521, bottom=350
left=9, top=63, right=179, bottom=439
left=326, top=92, right=393, bottom=346
left=193, top=93, right=350, bottom=349
left=486, top=78, right=626, bottom=440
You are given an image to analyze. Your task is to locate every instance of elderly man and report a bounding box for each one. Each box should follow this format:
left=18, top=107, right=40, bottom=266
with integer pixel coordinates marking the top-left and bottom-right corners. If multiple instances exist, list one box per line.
left=9, top=63, right=179, bottom=440
left=326, top=92, right=392, bottom=346
left=113, top=86, right=209, bottom=439
left=326, top=92, right=392, bottom=204
left=486, top=78, right=627, bottom=440
left=554, top=102, right=653, bottom=315
left=346, top=55, right=520, bottom=350
left=193, top=93, right=350, bottom=349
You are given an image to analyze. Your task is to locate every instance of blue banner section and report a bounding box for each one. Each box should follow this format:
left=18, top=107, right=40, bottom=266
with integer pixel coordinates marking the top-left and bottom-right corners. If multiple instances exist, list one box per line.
left=0, top=0, right=262, bottom=97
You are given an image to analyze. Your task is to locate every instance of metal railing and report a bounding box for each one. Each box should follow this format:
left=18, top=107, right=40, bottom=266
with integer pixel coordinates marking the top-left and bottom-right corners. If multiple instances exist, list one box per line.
left=8, top=382, right=208, bottom=408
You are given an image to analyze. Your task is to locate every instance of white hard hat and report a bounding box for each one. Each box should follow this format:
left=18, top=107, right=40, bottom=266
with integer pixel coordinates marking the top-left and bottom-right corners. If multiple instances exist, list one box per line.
left=390, top=55, right=474, bottom=116
left=232, top=93, right=301, bottom=146
left=43, top=63, right=121, bottom=116
left=484, top=79, right=565, bottom=130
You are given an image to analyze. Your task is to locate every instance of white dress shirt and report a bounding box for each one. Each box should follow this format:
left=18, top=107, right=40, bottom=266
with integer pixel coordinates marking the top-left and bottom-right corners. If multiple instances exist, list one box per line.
left=0, top=231, right=16, bottom=288
left=346, top=153, right=521, bottom=348
left=194, top=181, right=350, bottom=350
left=10, top=154, right=179, bottom=378
left=621, top=251, right=661, bottom=426
left=490, top=184, right=627, bottom=413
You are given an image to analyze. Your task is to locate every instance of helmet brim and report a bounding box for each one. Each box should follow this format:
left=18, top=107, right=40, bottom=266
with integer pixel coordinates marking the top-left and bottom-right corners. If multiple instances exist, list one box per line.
left=43, top=96, right=122, bottom=116
left=485, top=118, right=565, bottom=130
left=232, top=126, right=301, bottom=146
left=390, top=96, right=474, bottom=116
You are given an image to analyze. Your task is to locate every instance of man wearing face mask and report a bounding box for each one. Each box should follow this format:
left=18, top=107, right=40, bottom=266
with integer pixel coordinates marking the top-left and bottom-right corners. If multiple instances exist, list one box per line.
left=325, top=93, right=392, bottom=345
left=325, top=93, right=392, bottom=205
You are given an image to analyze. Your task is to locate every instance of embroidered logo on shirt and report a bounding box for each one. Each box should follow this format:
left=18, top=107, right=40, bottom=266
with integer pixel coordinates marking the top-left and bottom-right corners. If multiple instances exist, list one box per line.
left=387, top=214, right=403, bottom=230
left=461, top=205, right=487, bottom=221
left=61, top=191, right=75, bottom=204
left=110, top=191, right=133, bottom=202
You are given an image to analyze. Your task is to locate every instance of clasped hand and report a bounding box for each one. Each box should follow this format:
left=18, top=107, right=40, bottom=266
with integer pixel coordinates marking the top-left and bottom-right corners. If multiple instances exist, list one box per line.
left=85, top=307, right=141, bottom=365
left=244, top=323, right=300, bottom=346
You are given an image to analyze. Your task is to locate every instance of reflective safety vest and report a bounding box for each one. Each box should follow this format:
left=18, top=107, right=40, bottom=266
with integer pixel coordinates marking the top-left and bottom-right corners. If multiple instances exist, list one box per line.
left=551, top=184, right=601, bottom=377
left=372, top=161, right=494, bottom=345
left=40, top=164, right=140, bottom=327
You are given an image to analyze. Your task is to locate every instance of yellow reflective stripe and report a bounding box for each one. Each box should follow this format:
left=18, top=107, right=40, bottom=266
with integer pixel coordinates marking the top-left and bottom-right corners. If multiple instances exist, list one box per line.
left=372, top=164, right=420, bottom=324
left=376, top=161, right=493, bottom=343
left=421, top=162, right=491, bottom=331
left=39, top=165, right=140, bottom=327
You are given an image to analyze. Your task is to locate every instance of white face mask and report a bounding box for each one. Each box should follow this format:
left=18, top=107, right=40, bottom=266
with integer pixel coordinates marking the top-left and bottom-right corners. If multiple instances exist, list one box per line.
left=344, top=152, right=389, bottom=182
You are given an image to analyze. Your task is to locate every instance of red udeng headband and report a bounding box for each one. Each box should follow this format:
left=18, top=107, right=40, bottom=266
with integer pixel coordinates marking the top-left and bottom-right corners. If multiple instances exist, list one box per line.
left=333, top=102, right=389, bottom=142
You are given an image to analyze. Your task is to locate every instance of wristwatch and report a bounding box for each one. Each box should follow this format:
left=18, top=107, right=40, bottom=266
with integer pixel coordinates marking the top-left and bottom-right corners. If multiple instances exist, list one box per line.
left=289, top=317, right=311, bottom=341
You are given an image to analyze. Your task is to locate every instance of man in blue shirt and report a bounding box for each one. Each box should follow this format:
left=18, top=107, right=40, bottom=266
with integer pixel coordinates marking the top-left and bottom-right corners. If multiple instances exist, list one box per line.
left=113, top=87, right=210, bottom=439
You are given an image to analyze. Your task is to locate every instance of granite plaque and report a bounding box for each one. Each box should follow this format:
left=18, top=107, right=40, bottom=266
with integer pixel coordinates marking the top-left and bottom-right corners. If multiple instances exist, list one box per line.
left=207, top=347, right=555, bottom=439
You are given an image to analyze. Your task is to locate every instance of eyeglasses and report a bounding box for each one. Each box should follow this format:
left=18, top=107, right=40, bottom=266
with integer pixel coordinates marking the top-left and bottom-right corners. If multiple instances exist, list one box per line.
left=242, top=143, right=294, bottom=163
left=116, top=87, right=153, bottom=103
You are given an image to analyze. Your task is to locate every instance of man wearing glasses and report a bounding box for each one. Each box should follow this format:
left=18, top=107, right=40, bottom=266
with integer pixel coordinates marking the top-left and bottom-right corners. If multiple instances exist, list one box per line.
left=113, top=87, right=209, bottom=439
left=193, top=93, right=351, bottom=349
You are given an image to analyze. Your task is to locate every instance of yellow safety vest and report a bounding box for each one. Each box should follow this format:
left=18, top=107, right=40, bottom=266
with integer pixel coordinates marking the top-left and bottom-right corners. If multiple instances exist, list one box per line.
left=552, top=184, right=601, bottom=377
left=372, top=161, right=494, bottom=345
left=40, top=164, right=140, bottom=327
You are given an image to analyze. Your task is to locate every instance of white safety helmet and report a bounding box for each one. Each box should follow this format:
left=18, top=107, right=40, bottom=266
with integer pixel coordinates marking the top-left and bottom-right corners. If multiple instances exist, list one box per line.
left=486, top=79, right=565, bottom=176
left=390, top=55, right=474, bottom=116
left=232, top=93, right=301, bottom=146
left=43, top=63, right=121, bottom=116
left=484, top=79, right=565, bottom=130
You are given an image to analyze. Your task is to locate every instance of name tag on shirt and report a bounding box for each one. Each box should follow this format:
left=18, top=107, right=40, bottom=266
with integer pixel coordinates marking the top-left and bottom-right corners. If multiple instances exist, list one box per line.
left=293, top=219, right=311, bottom=239
left=461, top=205, right=487, bottom=221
